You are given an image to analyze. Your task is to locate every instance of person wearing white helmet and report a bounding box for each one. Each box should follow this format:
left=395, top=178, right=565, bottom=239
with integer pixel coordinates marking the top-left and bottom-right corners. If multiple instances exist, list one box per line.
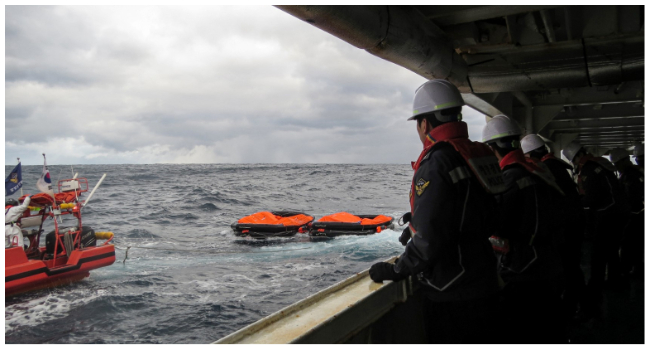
left=562, top=141, right=628, bottom=316
left=563, top=140, right=617, bottom=172
left=5, top=196, right=31, bottom=250
left=523, top=134, right=586, bottom=323
left=610, top=147, right=644, bottom=279
left=369, top=79, right=503, bottom=343
left=633, top=143, right=644, bottom=168
left=482, top=116, right=566, bottom=343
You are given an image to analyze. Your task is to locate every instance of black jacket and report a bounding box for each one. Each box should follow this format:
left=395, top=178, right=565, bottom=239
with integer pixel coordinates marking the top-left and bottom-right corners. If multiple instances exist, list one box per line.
left=544, top=157, right=580, bottom=201
left=619, top=165, right=644, bottom=214
left=497, top=162, right=563, bottom=283
left=543, top=156, right=584, bottom=224
left=395, top=142, right=500, bottom=302
left=580, top=159, right=628, bottom=214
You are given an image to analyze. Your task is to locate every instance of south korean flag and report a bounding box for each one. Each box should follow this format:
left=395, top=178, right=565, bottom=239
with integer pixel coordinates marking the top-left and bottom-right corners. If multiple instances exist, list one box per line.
left=36, top=153, right=54, bottom=195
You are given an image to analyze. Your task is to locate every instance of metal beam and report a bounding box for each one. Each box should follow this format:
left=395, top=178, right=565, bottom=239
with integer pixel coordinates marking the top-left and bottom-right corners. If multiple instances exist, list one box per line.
left=462, top=93, right=506, bottom=117
left=578, top=137, right=644, bottom=142
left=575, top=131, right=644, bottom=137
left=530, top=81, right=644, bottom=107
left=540, top=9, right=557, bottom=43
left=532, top=105, right=563, bottom=134
left=547, top=116, right=644, bottom=130
left=554, top=103, right=644, bottom=120
left=420, top=5, right=562, bottom=26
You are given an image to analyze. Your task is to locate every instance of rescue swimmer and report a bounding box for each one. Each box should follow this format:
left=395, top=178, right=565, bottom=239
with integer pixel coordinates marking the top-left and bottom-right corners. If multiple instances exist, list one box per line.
left=482, top=116, right=566, bottom=343
left=369, top=79, right=504, bottom=343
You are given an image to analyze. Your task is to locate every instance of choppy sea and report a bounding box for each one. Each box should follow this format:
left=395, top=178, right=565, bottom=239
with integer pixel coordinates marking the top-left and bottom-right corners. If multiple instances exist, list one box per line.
left=4, top=164, right=412, bottom=343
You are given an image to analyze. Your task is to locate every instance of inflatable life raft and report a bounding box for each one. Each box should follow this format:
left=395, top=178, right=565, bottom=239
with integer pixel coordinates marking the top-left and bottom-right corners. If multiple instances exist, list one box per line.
left=231, top=211, right=314, bottom=239
left=309, top=212, right=394, bottom=237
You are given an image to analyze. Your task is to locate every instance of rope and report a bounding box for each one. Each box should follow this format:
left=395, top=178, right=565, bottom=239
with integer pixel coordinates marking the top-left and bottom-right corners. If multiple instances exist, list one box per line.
left=114, top=245, right=311, bottom=264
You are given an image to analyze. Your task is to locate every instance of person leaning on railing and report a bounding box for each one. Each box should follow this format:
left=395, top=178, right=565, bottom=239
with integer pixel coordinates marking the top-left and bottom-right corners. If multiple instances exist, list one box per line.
left=5, top=196, right=31, bottom=249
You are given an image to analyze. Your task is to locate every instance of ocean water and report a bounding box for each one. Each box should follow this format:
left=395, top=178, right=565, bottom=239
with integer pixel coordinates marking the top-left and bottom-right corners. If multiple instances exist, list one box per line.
left=4, top=164, right=412, bottom=343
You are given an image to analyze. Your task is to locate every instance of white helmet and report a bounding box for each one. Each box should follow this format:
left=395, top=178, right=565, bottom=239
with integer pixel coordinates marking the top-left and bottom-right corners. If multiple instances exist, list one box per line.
left=562, top=141, right=583, bottom=164
left=633, top=143, right=644, bottom=156
left=409, top=79, right=464, bottom=121
left=521, top=134, right=546, bottom=154
left=609, top=148, right=629, bottom=164
left=481, top=115, right=522, bottom=143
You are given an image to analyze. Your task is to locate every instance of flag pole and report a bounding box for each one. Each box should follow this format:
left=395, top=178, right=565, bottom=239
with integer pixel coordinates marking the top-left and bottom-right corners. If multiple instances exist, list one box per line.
left=42, top=154, right=60, bottom=222
left=17, top=158, right=23, bottom=197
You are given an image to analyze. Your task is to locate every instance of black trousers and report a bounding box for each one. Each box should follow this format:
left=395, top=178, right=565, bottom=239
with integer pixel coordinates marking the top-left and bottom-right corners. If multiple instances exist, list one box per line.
left=560, top=208, right=586, bottom=319
left=589, top=213, right=625, bottom=290
left=621, top=213, right=644, bottom=276
left=422, top=294, right=499, bottom=344
left=499, top=279, right=566, bottom=344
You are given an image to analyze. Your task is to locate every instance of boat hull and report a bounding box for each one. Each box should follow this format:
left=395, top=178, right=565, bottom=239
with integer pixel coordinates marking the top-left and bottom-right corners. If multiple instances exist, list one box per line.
left=5, top=245, right=116, bottom=297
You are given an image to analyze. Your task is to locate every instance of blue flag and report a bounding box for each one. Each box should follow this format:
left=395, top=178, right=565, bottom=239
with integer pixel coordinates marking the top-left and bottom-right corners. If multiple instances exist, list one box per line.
left=5, top=162, right=23, bottom=196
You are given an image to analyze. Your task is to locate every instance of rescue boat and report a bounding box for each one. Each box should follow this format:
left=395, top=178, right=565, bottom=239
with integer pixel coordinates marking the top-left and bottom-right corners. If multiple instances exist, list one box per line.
left=5, top=177, right=115, bottom=297
left=309, top=212, right=394, bottom=237
left=231, top=211, right=314, bottom=238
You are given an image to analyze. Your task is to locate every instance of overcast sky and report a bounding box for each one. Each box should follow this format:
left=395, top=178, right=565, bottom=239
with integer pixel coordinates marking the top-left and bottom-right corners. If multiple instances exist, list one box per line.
left=5, top=5, right=487, bottom=165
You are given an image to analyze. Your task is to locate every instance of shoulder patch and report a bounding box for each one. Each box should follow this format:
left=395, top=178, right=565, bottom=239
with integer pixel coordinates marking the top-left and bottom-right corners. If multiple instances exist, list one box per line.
left=415, top=178, right=430, bottom=196
left=594, top=167, right=602, bottom=174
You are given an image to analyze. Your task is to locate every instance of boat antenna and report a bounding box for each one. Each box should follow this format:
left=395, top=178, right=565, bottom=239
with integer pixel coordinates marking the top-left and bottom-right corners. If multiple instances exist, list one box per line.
left=81, top=174, right=107, bottom=211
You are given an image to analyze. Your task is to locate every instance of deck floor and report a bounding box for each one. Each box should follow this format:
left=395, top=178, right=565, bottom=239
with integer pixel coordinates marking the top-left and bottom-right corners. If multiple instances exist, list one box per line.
left=568, top=275, right=645, bottom=343
left=568, top=237, right=645, bottom=344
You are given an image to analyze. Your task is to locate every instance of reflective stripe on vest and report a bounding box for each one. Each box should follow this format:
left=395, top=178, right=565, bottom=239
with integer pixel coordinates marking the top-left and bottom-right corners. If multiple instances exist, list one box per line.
left=444, top=138, right=506, bottom=194
left=448, top=166, right=472, bottom=184
left=517, top=176, right=536, bottom=190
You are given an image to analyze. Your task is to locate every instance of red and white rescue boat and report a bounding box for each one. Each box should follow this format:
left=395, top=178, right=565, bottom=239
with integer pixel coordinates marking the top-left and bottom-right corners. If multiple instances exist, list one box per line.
left=5, top=177, right=115, bottom=296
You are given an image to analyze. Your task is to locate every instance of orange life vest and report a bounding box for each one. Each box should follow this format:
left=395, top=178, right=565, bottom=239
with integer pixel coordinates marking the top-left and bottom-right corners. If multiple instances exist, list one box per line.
left=411, top=122, right=505, bottom=199
left=500, top=149, right=565, bottom=196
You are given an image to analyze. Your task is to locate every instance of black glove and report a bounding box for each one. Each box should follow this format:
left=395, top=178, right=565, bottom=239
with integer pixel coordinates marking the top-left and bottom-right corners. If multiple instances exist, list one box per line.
left=399, top=227, right=411, bottom=246
left=369, top=262, right=406, bottom=283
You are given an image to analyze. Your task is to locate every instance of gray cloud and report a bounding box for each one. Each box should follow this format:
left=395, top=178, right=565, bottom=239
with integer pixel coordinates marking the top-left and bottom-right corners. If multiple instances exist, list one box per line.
left=5, top=6, right=486, bottom=165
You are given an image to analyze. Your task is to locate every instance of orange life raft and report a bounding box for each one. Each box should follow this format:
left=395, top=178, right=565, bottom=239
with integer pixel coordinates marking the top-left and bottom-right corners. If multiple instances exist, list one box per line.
left=231, top=211, right=314, bottom=238
left=309, top=212, right=394, bottom=237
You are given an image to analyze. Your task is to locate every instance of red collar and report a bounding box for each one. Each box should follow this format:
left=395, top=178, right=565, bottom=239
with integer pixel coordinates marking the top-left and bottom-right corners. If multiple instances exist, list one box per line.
left=541, top=153, right=556, bottom=162
left=423, top=121, right=469, bottom=148
left=499, top=149, right=528, bottom=169
left=413, top=122, right=469, bottom=171
left=500, top=149, right=546, bottom=175
left=576, top=153, right=598, bottom=172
